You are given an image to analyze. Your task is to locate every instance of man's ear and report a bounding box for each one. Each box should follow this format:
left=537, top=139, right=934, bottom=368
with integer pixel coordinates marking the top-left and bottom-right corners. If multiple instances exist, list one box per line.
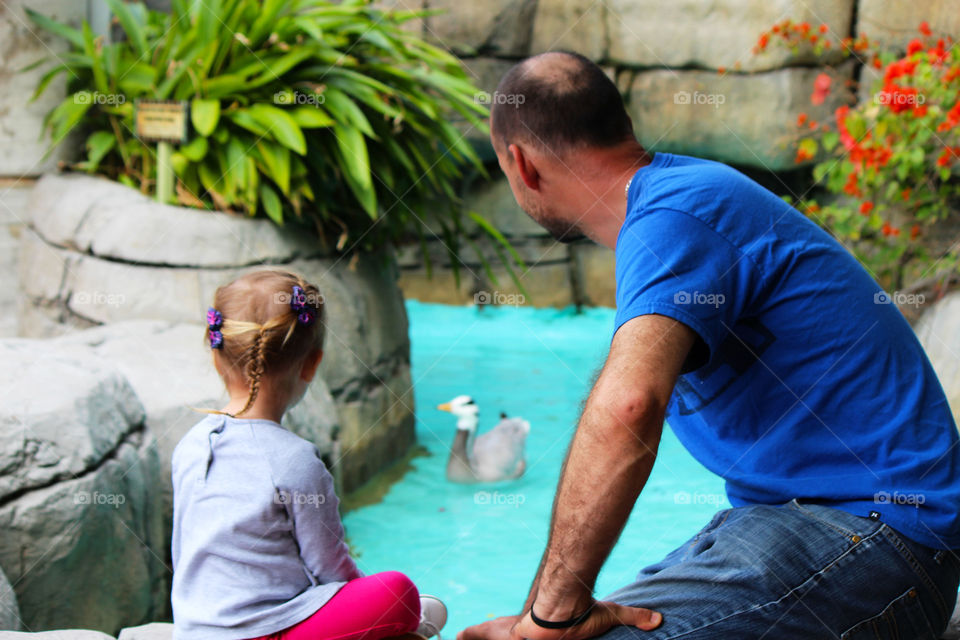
left=300, top=348, right=324, bottom=383
left=509, top=143, right=540, bottom=191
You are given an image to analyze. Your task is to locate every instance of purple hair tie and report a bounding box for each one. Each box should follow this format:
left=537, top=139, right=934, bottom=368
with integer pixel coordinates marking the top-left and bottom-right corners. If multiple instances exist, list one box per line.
left=290, top=286, right=315, bottom=326
left=207, top=307, right=224, bottom=349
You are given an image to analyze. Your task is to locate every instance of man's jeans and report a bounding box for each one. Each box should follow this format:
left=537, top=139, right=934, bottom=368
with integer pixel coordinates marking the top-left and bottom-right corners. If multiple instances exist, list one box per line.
left=600, top=499, right=960, bottom=639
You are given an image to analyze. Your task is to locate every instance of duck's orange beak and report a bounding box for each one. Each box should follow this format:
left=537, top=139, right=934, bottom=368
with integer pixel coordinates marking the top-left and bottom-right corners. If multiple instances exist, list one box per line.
left=437, top=402, right=452, bottom=412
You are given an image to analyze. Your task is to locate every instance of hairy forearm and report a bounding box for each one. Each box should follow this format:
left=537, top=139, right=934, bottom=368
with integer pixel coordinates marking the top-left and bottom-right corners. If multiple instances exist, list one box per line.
left=532, top=395, right=663, bottom=619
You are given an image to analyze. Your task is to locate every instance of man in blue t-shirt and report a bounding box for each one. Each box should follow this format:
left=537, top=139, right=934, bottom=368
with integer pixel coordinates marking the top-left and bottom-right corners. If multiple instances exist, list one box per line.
left=461, top=52, right=960, bottom=640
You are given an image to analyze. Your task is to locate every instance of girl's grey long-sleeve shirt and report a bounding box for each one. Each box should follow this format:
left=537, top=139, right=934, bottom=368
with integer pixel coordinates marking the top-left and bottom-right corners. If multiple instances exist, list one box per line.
left=171, top=414, right=362, bottom=640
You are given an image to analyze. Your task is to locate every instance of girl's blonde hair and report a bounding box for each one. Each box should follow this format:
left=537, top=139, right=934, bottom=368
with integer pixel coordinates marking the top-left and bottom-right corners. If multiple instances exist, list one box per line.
left=206, top=269, right=324, bottom=417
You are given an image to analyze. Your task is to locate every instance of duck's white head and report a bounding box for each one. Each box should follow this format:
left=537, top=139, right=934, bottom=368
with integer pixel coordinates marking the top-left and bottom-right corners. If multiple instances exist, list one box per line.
left=437, top=395, right=479, bottom=431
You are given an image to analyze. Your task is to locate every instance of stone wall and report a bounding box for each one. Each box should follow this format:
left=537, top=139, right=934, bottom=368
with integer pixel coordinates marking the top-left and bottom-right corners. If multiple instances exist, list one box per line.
left=393, top=0, right=960, bottom=307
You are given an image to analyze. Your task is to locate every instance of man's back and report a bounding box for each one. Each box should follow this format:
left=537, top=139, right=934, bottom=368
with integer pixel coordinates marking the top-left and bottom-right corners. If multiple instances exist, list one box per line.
left=616, top=152, right=960, bottom=549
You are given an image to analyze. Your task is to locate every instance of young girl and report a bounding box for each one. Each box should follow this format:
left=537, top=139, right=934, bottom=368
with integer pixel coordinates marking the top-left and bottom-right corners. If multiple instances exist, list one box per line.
left=171, top=269, right=446, bottom=640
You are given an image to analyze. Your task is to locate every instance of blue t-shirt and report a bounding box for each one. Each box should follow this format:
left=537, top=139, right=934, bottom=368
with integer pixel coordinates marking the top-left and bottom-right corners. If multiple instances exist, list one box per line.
left=615, top=152, right=960, bottom=550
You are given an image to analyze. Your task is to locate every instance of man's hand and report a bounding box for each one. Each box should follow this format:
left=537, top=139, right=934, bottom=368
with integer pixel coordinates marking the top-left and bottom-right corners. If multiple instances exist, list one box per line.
left=458, top=603, right=663, bottom=640
left=514, top=602, right=662, bottom=640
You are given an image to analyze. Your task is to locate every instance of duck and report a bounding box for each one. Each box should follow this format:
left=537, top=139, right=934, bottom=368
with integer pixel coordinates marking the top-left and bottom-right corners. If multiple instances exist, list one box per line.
left=437, top=395, right=530, bottom=483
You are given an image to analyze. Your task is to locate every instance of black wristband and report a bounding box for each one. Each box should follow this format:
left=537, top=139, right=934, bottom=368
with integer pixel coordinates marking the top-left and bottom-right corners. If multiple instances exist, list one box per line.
left=529, top=604, right=594, bottom=629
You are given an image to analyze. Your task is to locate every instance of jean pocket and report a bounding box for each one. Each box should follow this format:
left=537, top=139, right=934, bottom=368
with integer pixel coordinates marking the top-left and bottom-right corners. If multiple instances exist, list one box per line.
left=840, top=587, right=936, bottom=640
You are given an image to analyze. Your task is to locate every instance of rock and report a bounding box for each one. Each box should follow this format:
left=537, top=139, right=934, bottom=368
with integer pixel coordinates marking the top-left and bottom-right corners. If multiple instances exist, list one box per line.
left=482, top=261, right=575, bottom=308
left=0, top=1, right=85, bottom=176
left=426, top=0, right=536, bottom=57
left=943, top=594, right=960, bottom=639
left=605, top=0, right=854, bottom=72
left=0, top=182, right=31, bottom=338
left=27, top=174, right=320, bottom=268
left=0, top=632, right=114, bottom=640
left=530, top=0, right=606, bottom=61
left=0, top=566, right=20, bottom=631
left=0, top=340, right=165, bottom=634
left=625, top=63, right=855, bottom=170
left=570, top=242, right=616, bottom=308
left=856, top=0, right=960, bottom=51
left=117, top=622, right=173, bottom=640
left=398, top=268, right=479, bottom=305
left=914, top=292, right=960, bottom=427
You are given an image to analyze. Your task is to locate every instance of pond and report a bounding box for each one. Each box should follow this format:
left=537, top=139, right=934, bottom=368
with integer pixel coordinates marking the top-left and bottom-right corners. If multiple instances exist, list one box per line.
left=342, top=301, right=730, bottom=633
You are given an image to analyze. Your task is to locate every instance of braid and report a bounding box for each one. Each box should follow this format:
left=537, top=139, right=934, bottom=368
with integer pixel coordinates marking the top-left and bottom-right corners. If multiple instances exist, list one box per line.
left=236, top=326, right=268, bottom=417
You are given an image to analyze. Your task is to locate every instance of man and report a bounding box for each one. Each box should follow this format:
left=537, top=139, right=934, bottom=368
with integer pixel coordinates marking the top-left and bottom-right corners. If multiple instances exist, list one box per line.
left=460, top=51, right=960, bottom=640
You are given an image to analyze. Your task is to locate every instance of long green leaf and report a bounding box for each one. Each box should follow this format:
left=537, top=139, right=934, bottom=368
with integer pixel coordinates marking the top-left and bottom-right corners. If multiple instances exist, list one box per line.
left=191, top=98, right=221, bottom=137
left=248, top=104, right=306, bottom=155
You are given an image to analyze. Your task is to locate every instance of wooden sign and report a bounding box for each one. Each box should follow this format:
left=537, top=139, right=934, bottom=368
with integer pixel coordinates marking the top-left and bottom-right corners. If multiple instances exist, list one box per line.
left=134, top=100, right=188, bottom=144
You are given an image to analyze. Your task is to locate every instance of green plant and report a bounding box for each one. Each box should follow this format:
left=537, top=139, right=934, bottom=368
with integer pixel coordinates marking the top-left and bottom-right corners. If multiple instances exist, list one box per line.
left=754, top=19, right=960, bottom=291
left=27, top=0, right=519, bottom=275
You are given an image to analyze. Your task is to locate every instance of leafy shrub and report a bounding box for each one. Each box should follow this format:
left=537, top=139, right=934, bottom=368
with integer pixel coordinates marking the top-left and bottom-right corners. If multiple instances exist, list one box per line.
left=28, top=0, right=508, bottom=264
left=754, top=20, right=960, bottom=292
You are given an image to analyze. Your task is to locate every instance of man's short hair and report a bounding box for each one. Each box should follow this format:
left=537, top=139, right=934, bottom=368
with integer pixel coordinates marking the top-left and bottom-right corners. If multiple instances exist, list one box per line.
left=490, top=51, right=634, bottom=153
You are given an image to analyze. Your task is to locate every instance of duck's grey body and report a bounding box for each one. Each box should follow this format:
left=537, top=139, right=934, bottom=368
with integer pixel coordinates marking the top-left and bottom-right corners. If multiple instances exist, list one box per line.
left=439, top=397, right=530, bottom=483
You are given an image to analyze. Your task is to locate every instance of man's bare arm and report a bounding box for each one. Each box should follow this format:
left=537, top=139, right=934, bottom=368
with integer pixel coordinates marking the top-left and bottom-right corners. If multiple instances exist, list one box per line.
left=522, top=314, right=696, bottom=635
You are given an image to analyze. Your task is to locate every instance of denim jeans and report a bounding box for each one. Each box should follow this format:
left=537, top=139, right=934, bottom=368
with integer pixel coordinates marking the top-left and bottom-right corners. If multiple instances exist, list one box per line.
left=599, top=500, right=960, bottom=639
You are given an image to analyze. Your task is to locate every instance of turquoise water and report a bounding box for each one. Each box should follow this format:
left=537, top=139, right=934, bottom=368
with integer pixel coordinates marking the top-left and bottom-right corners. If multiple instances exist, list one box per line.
left=342, top=302, right=729, bottom=633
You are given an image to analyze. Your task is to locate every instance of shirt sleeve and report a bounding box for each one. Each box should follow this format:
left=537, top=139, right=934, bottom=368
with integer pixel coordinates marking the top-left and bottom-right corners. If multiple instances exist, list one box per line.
left=614, top=208, right=758, bottom=370
left=283, top=448, right=363, bottom=585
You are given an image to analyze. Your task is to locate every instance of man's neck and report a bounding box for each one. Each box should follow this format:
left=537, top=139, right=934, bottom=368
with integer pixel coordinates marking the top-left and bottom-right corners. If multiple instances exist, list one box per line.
left=576, top=145, right=652, bottom=250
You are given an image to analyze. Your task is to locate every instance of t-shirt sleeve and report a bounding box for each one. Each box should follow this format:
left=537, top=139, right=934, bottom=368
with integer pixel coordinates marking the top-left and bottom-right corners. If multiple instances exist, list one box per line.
left=283, top=449, right=363, bottom=585
left=614, top=208, right=757, bottom=370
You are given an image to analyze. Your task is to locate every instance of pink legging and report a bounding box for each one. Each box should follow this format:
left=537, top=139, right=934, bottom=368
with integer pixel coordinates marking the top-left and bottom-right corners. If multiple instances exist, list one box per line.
left=251, top=572, right=421, bottom=640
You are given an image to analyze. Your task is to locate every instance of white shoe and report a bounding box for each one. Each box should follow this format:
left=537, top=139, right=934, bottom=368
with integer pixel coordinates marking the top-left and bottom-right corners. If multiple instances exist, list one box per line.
left=416, top=595, right=447, bottom=639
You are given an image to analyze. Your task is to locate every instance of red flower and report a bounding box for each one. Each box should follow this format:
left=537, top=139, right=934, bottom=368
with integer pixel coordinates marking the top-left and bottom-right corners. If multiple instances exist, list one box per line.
left=859, top=201, right=874, bottom=215
left=843, top=171, right=861, bottom=197
left=795, top=148, right=814, bottom=163
left=892, top=227, right=901, bottom=237
left=910, top=225, right=921, bottom=240
left=901, top=188, right=912, bottom=201
left=796, top=113, right=808, bottom=127
left=819, top=24, right=829, bottom=34
left=811, top=73, right=832, bottom=105
left=884, top=59, right=918, bottom=83
left=913, top=104, right=929, bottom=118
left=920, top=21, right=932, bottom=37
left=809, top=119, right=819, bottom=130
left=872, top=56, right=883, bottom=69
left=799, top=22, right=811, bottom=34
left=937, top=150, right=953, bottom=167
left=757, top=33, right=770, bottom=50
left=881, top=222, right=892, bottom=236
left=907, top=39, right=924, bottom=56
left=939, top=102, right=960, bottom=132
left=880, top=82, right=920, bottom=114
